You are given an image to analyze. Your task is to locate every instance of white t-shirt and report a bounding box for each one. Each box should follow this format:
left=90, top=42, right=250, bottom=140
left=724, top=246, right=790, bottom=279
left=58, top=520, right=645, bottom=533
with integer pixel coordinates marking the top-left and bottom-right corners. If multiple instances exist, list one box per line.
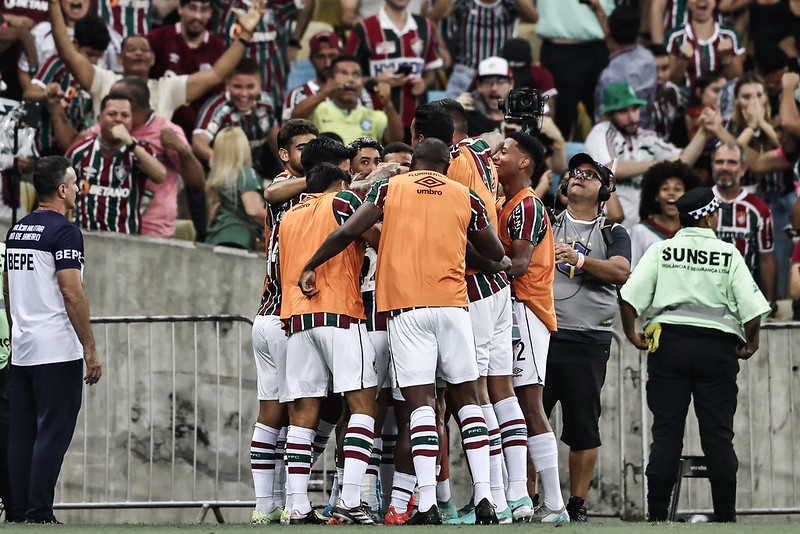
left=18, top=21, right=123, bottom=75
left=90, top=67, right=188, bottom=119
left=5, top=210, right=84, bottom=366
left=584, top=120, right=680, bottom=228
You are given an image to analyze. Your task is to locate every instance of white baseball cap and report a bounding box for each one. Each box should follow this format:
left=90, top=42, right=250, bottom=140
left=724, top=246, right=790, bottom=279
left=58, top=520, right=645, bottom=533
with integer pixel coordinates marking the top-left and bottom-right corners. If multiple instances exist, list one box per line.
left=477, top=56, right=511, bottom=79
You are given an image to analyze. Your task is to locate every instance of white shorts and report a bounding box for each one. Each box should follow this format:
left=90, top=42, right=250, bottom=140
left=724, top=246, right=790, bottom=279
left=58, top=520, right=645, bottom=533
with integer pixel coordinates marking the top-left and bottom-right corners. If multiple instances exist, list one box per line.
left=511, top=300, right=550, bottom=388
left=252, top=314, right=287, bottom=401
left=283, top=323, right=378, bottom=401
left=387, top=307, right=479, bottom=389
left=468, top=286, right=513, bottom=377
left=367, top=330, right=392, bottom=389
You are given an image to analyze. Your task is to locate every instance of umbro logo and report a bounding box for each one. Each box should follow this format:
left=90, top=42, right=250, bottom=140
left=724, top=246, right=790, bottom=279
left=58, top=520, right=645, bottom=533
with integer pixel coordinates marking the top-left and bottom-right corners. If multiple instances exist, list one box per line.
left=415, top=176, right=446, bottom=188
left=415, top=176, right=446, bottom=196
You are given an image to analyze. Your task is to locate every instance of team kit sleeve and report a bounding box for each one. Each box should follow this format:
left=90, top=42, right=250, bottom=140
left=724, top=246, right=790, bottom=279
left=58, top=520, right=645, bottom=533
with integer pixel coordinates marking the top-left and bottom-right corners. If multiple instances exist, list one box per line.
left=468, top=188, right=490, bottom=232
left=582, top=125, right=613, bottom=163
left=32, top=55, right=61, bottom=87
left=52, top=222, right=85, bottom=272
left=332, top=190, right=364, bottom=225
left=509, top=195, right=548, bottom=247
left=756, top=202, right=775, bottom=253
left=364, top=178, right=390, bottom=220
left=792, top=241, right=800, bottom=263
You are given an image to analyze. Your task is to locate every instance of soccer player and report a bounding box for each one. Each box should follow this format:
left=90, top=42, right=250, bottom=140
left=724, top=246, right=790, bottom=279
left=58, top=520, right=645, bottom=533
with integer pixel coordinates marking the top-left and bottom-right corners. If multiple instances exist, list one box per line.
left=250, top=119, right=319, bottom=524
left=493, top=131, right=568, bottom=522
left=434, top=99, right=533, bottom=523
left=297, top=133, right=508, bottom=525
left=279, top=162, right=378, bottom=525
left=65, top=91, right=166, bottom=233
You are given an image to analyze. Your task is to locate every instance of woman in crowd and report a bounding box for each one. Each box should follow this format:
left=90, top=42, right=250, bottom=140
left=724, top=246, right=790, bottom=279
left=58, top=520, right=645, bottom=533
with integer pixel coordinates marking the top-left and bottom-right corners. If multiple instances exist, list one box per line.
left=204, top=127, right=266, bottom=251
left=629, top=160, right=699, bottom=270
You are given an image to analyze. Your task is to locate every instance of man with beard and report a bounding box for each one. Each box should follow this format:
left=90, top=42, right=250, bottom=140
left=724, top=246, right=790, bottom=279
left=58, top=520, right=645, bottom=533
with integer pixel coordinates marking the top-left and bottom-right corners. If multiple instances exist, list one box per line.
left=711, top=142, right=778, bottom=315
left=457, top=56, right=515, bottom=137
left=147, top=0, right=226, bottom=137
left=311, top=55, right=403, bottom=145
left=584, top=81, right=714, bottom=228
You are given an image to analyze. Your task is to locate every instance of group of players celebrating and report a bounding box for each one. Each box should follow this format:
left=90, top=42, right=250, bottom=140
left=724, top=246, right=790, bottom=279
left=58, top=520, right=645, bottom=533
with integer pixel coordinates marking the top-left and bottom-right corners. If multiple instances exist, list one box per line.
left=248, top=99, right=571, bottom=526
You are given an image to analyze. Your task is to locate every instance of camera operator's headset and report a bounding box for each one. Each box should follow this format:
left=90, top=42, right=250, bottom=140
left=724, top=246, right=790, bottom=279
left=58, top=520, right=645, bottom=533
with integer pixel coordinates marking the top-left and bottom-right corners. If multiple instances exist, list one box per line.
left=560, top=154, right=614, bottom=202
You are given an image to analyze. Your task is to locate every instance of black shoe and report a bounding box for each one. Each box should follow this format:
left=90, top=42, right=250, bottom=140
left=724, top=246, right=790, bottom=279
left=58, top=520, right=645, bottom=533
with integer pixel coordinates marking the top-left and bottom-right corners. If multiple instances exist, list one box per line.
left=332, top=501, right=375, bottom=525
left=474, top=498, right=499, bottom=525
left=531, top=493, right=541, bottom=513
left=406, top=504, right=443, bottom=525
left=567, top=496, right=588, bottom=522
left=289, top=510, right=327, bottom=525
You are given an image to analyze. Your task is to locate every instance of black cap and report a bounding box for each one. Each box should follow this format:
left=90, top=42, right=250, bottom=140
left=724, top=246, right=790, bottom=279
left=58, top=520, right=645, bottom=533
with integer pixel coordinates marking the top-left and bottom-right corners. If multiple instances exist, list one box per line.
left=675, top=187, right=718, bottom=220
left=568, top=153, right=614, bottom=187
left=501, top=38, right=532, bottom=70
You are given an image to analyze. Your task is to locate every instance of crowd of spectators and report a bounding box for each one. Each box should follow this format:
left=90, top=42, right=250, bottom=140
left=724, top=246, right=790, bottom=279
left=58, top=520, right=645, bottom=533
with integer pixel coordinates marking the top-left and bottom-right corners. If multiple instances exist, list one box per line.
left=0, top=0, right=799, bottom=308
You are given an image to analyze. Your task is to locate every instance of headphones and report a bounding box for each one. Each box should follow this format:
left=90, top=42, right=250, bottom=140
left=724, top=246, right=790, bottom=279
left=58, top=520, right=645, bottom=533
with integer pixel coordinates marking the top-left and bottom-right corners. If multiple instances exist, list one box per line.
left=561, top=170, right=612, bottom=202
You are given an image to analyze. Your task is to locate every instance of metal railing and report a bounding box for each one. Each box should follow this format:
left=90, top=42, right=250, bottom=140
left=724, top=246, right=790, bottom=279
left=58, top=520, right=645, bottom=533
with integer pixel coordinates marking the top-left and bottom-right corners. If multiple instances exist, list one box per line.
left=39, top=315, right=800, bottom=522
left=51, top=314, right=333, bottom=523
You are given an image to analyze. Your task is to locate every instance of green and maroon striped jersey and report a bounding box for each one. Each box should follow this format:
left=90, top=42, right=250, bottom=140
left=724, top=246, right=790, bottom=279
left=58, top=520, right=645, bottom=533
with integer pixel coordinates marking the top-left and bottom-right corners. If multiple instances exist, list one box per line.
left=99, top=0, right=151, bottom=38
left=664, top=22, right=743, bottom=88
left=66, top=135, right=155, bottom=234
left=212, top=0, right=301, bottom=107
left=445, top=0, right=519, bottom=70
left=345, top=10, right=442, bottom=128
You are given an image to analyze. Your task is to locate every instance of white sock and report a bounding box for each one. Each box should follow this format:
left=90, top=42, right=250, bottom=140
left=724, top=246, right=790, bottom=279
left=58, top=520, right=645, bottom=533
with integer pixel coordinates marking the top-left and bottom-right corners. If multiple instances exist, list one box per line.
left=482, top=404, right=509, bottom=511
left=458, top=404, right=492, bottom=506
left=528, top=432, right=564, bottom=510
left=436, top=477, right=451, bottom=503
left=274, top=426, right=287, bottom=507
left=251, top=423, right=280, bottom=513
left=312, top=418, right=337, bottom=465
left=341, top=413, right=375, bottom=508
left=390, top=471, right=416, bottom=511
left=410, top=406, right=438, bottom=513
left=285, top=425, right=316, bottom=515
left=494, top=396, right=530, bottom=502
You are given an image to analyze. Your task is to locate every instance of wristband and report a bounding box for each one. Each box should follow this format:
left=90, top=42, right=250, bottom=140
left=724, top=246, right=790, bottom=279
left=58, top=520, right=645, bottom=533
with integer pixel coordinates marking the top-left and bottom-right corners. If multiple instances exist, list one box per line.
left=238, top=36, right=251, bottom=47
left=127, top=138, right=139, bottom=151
left=575, top=252, right=585, bottom=269
left=288, top=38, right=302, bottom=48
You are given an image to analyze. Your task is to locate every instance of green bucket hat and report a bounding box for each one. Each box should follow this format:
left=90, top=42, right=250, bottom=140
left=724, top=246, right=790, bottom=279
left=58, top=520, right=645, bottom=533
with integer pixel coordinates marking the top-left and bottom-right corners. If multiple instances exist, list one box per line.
left=600, top=82, right=647, bottom=115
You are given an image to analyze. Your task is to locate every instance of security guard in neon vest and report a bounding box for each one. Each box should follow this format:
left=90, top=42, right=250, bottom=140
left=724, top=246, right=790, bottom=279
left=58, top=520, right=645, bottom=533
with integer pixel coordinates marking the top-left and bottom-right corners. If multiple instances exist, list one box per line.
left=619, top=187, right=771, bottom=523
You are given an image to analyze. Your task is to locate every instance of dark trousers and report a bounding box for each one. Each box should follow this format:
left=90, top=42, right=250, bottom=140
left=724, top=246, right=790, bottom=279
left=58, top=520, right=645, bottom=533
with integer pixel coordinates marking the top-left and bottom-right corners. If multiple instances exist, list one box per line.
left=540, top=39, right=609, bottom=140
left=9, top=360, right=83, bottom=523
left=645, top=325, right=739, bottom=522
left=0, top=365, right=10, bottom=520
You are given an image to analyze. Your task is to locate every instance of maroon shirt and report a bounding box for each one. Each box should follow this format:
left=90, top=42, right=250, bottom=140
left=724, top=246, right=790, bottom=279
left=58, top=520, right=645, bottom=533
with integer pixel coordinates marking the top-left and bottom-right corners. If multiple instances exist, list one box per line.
left=147, top=23, right=226, bottom=137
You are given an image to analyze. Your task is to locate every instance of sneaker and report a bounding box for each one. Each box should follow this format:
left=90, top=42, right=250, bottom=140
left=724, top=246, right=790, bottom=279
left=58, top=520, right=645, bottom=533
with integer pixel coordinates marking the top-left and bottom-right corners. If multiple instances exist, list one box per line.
left=406, top=505, right=443, bottom=525
left=280, top=508, right=291, bottom=524
left=531, top=505, right=570, bottom=523
left=251, top=507, right=284, bottom=524
left=475, top=498, right=499, bottom=525
left=289, top=509, right=327, bottom=525
left=531, top=493, right=541, bottom=513
left=444, top=509, right=475, bottom=524
left=508, top=496, right=534, bottom=522
left=362, top=502, right=384, bottom=524
left=384, top=505, right=412, bottom=525
left=458, top=497, right=474, bottom=517
left=322, top=503, right=334, bottom=518
left=438, top=498, right=458, bottom=520
left=332, top=499, right=375, bottom=525
left=407, top=493, right=416, bottom=515
left=496, top=507, right=513, bottom=524
left=567, top=496, right=588, bottom=522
